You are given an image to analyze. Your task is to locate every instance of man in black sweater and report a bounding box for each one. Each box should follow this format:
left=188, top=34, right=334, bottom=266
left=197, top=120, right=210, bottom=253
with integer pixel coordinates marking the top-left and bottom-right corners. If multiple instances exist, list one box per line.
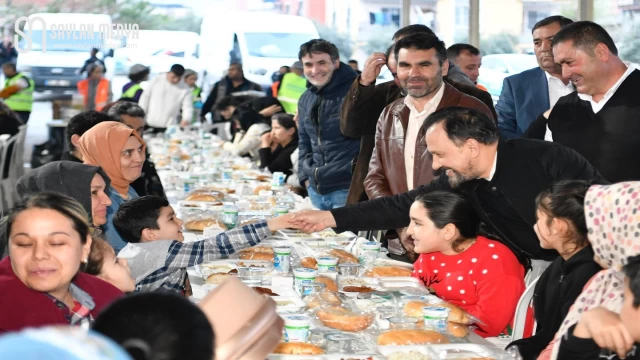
left=292, top=107, right=605, bottom=266
left=525, top=21, right=640, bottom=183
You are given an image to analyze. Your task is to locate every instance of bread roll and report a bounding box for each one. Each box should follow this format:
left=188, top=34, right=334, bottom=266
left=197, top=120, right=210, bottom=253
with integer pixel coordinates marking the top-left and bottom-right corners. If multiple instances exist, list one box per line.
left=256, top=174, right=271, bottom=182
left=306, top=291, right=342, bottom=309
left=185, top=219, right=226, bottom=232
left=253, top=184, right=271, bottom=195
left=316, top=307, right=374, bottom=332
left=238, top=246, right=274, bottom=262
left=272, top=342, right=324, bottom=355
left=363, top=266, right=413, bottom=277
left=315, top=276, right=338, bottom=292
left=180, top=153, right=191, bottom=161
left=206, top=273, right=231, bottom=284
left=300, top=257, right=318, bottom=270
left=376, top=329, right=449, bottom=346
left=447, top=321, right=469, bottom=338
left=328, top=249, right=359, bottom=264
left=403, top=300, right=428, bottom=318
left=185, top=193, right=223, bottom=202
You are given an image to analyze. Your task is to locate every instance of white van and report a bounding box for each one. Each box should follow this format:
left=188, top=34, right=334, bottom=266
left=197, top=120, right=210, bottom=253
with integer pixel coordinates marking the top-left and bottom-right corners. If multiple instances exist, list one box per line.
left=199, top=10, right=319, bottom=92
left=15, top=13, right=120, bottom=93
left=118, top=30, right=203, bottom=76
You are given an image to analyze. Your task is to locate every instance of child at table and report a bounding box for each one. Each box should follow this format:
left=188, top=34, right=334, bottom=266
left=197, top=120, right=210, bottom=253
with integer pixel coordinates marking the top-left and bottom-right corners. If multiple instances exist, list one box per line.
left=112, top=195, right=293, bottom=294
left=409, top=190, right=525, bottom=337
left=507, top=180, right=601, bottom=360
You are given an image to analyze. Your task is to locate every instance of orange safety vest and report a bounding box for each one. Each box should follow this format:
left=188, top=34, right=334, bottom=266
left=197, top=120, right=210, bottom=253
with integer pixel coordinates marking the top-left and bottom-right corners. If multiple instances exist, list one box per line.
left=77, top=78, right=110, bottom=111
left=271, top=81, right=280, bottom=97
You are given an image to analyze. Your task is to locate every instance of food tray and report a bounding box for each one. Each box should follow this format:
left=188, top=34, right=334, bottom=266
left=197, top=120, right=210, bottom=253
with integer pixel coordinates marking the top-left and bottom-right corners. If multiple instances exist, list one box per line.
left=338, top=277, right=380, bottom=293
left=377, top=345, right=433, bottom=358
left=177, top=200, right=226, bottom=210
left=273, top=296, right=307, bottom=313
left=429, top=344, right=498, bottom=359
left=267, top=356, right=380, bottom=360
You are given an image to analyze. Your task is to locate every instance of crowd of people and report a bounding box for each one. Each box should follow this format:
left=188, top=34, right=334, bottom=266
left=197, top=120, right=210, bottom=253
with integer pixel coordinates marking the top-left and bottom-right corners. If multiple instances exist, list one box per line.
left=0, top=14, right=638, bottom=360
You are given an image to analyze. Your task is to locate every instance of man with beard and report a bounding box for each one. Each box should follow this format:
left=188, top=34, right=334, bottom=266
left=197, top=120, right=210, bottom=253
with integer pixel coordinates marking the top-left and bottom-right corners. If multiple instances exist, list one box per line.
left=297, top=39, right=359, bottom=210
left=496, top=15, right=574, bottom=140
left=290, top=107, right=605, bottom=266
left=364, top=33, right=491, bottom=261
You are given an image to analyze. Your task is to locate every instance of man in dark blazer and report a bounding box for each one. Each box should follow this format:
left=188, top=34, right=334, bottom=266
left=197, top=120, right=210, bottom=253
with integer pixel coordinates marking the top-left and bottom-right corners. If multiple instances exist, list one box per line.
left=292, top=107, right=605, bottom=267
left=496, top=15, right=574, bottom=139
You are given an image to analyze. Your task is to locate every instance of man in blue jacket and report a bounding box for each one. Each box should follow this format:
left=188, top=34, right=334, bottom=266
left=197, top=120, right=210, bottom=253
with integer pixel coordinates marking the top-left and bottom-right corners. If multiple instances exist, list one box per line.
left=297, top=39, right=359, bottom=210
left=496, top=15, right=574, bottom=139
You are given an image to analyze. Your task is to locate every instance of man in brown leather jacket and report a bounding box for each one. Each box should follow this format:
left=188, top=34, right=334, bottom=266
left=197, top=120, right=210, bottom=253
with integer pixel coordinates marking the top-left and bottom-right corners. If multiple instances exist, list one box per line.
left=341, top=25, right=496, bottom=206
left=340, top=25, right=496, bottom=262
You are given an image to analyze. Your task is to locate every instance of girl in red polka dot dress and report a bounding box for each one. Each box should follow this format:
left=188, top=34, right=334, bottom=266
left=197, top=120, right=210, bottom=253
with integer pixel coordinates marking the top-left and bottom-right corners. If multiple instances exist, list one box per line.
left=408, top=190, right=525, bottom=337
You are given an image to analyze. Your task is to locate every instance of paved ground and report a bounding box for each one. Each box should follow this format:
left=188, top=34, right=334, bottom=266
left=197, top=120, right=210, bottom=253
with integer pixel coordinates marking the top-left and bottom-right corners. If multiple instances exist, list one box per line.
left=24, top=75, right=129, bottom=167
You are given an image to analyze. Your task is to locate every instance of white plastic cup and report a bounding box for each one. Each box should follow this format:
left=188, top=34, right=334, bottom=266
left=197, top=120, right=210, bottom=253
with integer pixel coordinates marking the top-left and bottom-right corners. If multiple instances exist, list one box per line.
left=423, top=306, right=451, bottom=334
left=283, top=314, right=312, bottom=342
left=273, top=246, right=292, bottom=273
left=359, top=241, right=381, bottom=266
left=293, top=268, right=318, bottom=295
left=316, top=256, right=339, bottom=273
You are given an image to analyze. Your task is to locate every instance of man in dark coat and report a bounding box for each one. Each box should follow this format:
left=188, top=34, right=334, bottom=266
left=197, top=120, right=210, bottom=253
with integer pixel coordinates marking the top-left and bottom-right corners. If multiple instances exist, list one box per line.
left=201, top=63, right=263, bottom=123
left=297, top=39, right=359, bottom=210
left=292, top=107, right=605, bottom=268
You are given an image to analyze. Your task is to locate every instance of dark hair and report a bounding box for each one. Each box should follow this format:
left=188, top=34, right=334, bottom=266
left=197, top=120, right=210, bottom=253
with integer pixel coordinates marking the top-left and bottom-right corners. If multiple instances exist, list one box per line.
left=298, top=39, right=340, bottom=62
left=281, top=65, right=290, bottom=71
left=169, top=64, right=185, bottom=77
left=394, top=33, right=447, bottom=66
left=414, top=191, right=479, bottom=252
left=272, top=113, right=297, bottom=137
left=552, top=21, right=618, bottom=56
left=84, top=236, right=113, bottom=276
left=422, top=107, right=500, bottom=146
left=6, top=192, right=91, bottom=245
left=113, top=195, right=169, bottom=243
left=385, top=44, right=395, bottom=59
left=92, top=292, right=215, bottom=360
left=215, top=95, right=248, bottom=111
left=536, top=180, right=592, bottom=254
left=2, top=62, right=16, bottom=71
left=392, top=24, right=436, bottom=40
left=128, top=68, right=150, bottom=82
left=532, top=15, right=574, bottom=34
left=447, top=43, right=480, bottom=61
left=107, top=101, right=146, bottom=121
left=229, top=62, right=243, bottom=69
left=348, top=59, right=358, bottom=65
left=66, top=111, right=113, bottom=151
left=624, top=254, right=640, bottom=309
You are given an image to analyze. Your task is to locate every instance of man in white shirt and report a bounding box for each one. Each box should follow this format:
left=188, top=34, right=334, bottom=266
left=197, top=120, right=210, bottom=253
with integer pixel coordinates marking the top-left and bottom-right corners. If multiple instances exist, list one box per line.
left=364, top=33, right=492, bottom=261
left=496, top=15, right=574, bottom=139
left=139, top=64, right=193, bottom=133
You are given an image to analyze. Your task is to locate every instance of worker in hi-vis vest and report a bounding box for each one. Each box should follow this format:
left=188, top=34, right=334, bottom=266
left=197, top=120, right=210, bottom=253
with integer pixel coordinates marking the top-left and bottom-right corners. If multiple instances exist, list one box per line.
left=0, top=62, right=34, bottom=124
left=183, top=69, right=202, bottom=124
left=277, top=61, right=307, bottom=115
left=121, top=64, right=150, bottom=103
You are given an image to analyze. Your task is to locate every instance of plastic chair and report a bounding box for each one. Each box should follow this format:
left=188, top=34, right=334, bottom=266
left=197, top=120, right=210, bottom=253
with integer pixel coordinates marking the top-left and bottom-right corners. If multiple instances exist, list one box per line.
left=511, top=275, right=540, bottom=342
left=525, top=260, right=551, bottom=287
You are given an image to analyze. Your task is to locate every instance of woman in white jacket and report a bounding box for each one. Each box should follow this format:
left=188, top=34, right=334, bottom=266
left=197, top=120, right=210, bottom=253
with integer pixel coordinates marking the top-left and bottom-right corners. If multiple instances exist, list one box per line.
left=217, top=96, right=282, bottom=160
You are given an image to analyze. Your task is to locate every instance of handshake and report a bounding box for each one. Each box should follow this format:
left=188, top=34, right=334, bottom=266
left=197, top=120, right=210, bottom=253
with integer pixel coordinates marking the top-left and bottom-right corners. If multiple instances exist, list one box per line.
left=266, top=210, right=336, bottom=233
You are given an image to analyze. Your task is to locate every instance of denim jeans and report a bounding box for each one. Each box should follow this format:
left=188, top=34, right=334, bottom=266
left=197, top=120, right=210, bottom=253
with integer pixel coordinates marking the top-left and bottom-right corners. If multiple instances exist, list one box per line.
left=307, top=186, right=349, bottom=210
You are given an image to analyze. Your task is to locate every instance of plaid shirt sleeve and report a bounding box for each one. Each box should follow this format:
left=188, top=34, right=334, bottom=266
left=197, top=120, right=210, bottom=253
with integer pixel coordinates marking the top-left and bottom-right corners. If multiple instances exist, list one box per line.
left=164, top=220, right=271, bottom=271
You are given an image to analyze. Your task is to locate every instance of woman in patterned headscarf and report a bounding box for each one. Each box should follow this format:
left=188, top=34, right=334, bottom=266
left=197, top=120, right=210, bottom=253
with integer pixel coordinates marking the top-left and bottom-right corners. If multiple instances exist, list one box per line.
left=542, top=182, right=640, bottom=360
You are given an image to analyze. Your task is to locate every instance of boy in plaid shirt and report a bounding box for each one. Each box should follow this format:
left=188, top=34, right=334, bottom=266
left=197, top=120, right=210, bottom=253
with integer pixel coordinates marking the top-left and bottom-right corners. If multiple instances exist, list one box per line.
left=113, top=195, right=293, bottom=293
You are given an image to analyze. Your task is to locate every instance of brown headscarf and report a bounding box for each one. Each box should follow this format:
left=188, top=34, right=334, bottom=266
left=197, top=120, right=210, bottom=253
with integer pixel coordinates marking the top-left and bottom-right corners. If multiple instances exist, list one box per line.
left=78, top=121, right=146, bottom=196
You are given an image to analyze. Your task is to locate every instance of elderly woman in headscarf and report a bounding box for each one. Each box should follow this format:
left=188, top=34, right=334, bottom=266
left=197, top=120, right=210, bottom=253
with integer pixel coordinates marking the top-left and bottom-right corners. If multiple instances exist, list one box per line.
left=539, top=182, right=640, bottom=360
left=0, top=161, right=112, bottom=258
left=78, top=121, right=146, bottom=253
